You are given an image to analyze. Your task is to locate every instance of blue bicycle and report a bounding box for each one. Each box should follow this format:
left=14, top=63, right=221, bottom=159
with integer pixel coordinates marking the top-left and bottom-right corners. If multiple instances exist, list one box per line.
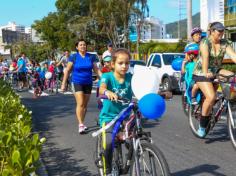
left=92, top=96, right=170, bottom=176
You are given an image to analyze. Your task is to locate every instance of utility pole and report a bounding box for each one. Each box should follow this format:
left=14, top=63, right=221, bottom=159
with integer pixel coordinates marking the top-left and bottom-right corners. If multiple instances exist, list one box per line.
left=178, top=0, right=186, bottom=39
left=187, top=0, right=193, bottom=41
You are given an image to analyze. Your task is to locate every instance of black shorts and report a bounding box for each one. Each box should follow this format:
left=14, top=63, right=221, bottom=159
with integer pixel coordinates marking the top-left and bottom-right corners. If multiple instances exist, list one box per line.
left=192, top=75, right=214, bottom=82
left=18, top=72, right=26, bottom=82
left=71, top=83, right=92, bottom=94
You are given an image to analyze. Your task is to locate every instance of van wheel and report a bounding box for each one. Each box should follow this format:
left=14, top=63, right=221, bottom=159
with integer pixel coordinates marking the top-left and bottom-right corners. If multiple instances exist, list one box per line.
left=162, top=78, right=171, bottom=91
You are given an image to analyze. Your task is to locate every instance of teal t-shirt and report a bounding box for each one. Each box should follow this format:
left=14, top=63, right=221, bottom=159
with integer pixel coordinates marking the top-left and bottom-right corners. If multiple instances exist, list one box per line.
left=185, top=61, right=195, bottom=86
left=99, top=72, right=133, bottom=126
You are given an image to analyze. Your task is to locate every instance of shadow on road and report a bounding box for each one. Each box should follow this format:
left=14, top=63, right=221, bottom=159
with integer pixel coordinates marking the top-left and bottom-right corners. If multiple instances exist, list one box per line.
left=142, top=118, right=161, bottom=128
left=172, top=164, right=226, bottom=176
left=22, top=94, right=95, bottom=176
left=204, top=123, right=230, bottom=145
left=41, top=142, right=92, bottom=176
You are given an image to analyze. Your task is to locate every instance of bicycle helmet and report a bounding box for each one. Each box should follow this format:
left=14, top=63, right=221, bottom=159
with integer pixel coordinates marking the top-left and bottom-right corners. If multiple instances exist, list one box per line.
left=191, top=27, right=202, bottom=36
left=184, top=43, right=199, bottom=55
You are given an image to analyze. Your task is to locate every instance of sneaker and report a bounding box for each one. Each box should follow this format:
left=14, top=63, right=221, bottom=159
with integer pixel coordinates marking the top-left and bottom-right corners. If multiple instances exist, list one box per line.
left=78, top=125, right=85, bottom=134
left=191, top=97, right=198, bottom=105
left=197, top=126, right=206, bottom=137
left=79, top=124, right=88, bottom=130
left=78, top=124, right=88, bottom=134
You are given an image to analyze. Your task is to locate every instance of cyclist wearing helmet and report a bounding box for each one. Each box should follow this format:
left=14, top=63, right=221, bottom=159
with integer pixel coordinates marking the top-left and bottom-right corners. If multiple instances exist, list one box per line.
left=191, top=27, right=202, bottom=43
left=181, top=43, right=200, bottom=104
left=193, top=22, right=236, bottom=137
left=181, top=27, right=202, bottom=103
left=182, top=27, right=202, bottom=70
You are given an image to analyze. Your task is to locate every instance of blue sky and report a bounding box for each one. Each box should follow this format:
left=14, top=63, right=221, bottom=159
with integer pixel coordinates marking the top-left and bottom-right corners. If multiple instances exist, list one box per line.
left=148, top=0, right=200, bottom=24
left=0, top=0, right=199, bottom=27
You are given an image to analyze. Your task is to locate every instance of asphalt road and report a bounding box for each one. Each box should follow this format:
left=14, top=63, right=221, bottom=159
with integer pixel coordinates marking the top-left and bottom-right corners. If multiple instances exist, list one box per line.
left=21, top=90, right=236, bottom=176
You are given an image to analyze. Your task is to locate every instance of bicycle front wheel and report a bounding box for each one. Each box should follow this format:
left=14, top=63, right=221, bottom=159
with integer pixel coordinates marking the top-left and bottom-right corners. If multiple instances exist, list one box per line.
left=130, top=142, right=170, bottom=176
left=95, top=134, right=105, bottom=176
left=227, top=101, right=236, bottom=150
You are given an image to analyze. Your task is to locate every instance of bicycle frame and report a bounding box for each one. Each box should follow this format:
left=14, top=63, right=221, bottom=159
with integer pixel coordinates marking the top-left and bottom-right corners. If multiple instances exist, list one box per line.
left=92, top=96, right=153, bottom=175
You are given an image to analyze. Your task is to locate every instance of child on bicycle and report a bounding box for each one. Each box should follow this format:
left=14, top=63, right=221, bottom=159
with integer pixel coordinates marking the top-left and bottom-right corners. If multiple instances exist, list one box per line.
left=181, top=27, right=202, bottom=104
left=182, top=43, right=200, bottom=104
left=99, top=48, right=132, bottom=175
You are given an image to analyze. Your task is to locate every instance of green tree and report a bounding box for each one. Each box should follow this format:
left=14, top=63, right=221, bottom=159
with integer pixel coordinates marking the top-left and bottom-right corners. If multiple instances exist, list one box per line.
left=32, top=0, right=149, bottom=51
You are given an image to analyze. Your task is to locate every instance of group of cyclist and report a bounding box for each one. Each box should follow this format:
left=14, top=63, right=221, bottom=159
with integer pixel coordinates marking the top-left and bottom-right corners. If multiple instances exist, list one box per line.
left=2, top=21, right=236, bottom=175
left=0, top=50, right=71, bottom=97
left=182, top=21, right=236, bottom=137
left=34, top=22, right=236, bottom=174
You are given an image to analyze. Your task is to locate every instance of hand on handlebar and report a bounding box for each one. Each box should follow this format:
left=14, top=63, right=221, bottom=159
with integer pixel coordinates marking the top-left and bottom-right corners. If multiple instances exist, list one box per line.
left=105, top=90, right=118, bottom=101
left=206, top=72, right=214, bottom=78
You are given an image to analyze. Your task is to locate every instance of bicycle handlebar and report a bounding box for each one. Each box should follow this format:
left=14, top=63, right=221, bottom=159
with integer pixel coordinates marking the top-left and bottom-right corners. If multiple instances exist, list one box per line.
left=215, top=73, right=236, bottom=83
left=92, top=96, right=134, bottom=137
left=98, top=95, right=131, bottom=105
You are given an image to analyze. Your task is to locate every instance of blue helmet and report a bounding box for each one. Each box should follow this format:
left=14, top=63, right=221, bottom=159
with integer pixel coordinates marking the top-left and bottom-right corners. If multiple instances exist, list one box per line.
left=184, top=43, right=199, bottom=55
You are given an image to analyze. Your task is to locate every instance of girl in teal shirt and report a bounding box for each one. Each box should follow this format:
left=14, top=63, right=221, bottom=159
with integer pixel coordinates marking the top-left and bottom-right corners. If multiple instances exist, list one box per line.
left=99, top=48, right=132, bottom=175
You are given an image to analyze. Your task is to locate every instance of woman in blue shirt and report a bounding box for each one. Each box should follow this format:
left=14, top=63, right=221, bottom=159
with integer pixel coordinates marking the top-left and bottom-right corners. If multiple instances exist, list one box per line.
left=61, top=39, right=102, bottom=134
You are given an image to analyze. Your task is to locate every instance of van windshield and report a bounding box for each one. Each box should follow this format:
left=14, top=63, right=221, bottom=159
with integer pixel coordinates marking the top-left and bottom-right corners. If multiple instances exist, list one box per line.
left=162, top=54, right=185, bottom=65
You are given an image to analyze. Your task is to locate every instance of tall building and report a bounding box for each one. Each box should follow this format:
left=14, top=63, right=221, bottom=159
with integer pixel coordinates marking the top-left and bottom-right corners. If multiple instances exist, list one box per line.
left=200, top=0, right=224, bottom=31
left=0, top=22, right=25, bottom=33
left=141, top=17, right=166, bottom=41
left=0, top=22, right=29, bottom=56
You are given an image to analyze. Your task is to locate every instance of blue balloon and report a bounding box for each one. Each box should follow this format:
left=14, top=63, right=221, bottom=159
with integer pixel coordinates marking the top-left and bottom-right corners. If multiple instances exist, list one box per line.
left=138, top=93, right=166, bottom=119
left=171, top=58, right=183, bottom=71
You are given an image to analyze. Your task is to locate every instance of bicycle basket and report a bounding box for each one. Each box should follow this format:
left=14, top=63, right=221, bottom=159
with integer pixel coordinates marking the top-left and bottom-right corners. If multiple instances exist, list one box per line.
left=220, top=82, right=236, bottom=101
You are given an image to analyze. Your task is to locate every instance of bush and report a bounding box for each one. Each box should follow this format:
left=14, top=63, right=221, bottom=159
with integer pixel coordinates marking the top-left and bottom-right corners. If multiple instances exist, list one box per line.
left=0, top=79, right=45, bottom=175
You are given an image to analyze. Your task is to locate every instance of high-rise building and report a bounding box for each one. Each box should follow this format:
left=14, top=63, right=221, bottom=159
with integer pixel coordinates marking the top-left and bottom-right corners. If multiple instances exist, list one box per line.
left=200, top=0, right=224, bottom=31
left=0, top=22, right=25, bottom=33
left=141, top=17, right=166, bottom=41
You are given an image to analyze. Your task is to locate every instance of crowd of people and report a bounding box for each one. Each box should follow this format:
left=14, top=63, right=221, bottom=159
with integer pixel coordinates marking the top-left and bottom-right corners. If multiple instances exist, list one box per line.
left=1, top=21, right=236, bottom=175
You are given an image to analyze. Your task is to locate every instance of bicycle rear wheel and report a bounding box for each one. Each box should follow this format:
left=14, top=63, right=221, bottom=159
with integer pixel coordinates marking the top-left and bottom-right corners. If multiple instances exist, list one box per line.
left=227, top=101, right=236, bottom=150
left=130, top=142, right=170, bottom=176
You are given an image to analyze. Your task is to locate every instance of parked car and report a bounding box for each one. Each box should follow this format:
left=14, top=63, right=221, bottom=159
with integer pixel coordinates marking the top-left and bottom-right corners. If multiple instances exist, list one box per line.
left=128, top=60, right=146, bottom=74
left=137, top=53, right=185, bottom=92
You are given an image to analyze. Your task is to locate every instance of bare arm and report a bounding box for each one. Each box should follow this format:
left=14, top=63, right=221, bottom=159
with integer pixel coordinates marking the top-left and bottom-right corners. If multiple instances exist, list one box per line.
left=99, top=82, right=118, bottom=101
left=200, top=41, right=210, bottom=77
left=226, top=45, right=236, bottom=64
left=93, top=63, right=102, bottom=79
left=181, top=54, right=188, bottom=74
left=17, top=64, right=23, bottom=72
left=61, top=62, right=73, bottom=91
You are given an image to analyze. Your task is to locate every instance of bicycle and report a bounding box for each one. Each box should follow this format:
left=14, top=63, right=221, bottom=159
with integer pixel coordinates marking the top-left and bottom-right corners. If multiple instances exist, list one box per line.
left=92, top=96, right=170, bottom=176
left=188, top=74, right=236, bottom=149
